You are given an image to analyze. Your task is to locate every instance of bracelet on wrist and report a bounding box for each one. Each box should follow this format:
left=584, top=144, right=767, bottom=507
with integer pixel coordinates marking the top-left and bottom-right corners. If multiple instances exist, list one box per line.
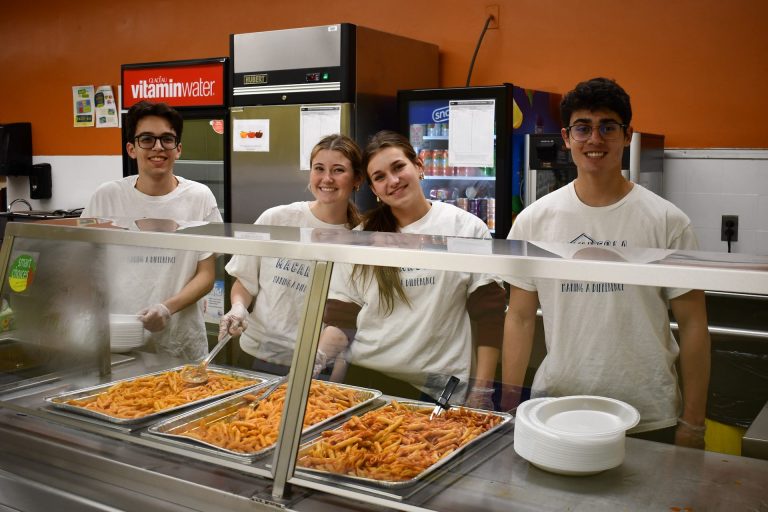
left=677, top=417, right=706, bottom=432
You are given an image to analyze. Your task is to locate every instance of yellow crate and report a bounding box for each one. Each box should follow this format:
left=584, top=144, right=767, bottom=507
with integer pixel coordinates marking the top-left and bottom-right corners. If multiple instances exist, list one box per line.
left=705, top=419, right=746, bottom=455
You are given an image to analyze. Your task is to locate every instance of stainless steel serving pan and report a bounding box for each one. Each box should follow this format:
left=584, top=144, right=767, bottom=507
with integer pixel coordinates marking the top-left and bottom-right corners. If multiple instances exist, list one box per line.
left=45, top=365, right=267, bottom=425
left=295, top=400, right=512, bottom=489
left=147, top=380, right=382, bottom=461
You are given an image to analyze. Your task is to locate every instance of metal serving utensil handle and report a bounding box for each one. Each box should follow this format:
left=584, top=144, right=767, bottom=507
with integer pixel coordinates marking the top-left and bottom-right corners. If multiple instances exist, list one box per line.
left=201, top=332, right=232, bottom=367
left=433, top=376, right=460, bottom=414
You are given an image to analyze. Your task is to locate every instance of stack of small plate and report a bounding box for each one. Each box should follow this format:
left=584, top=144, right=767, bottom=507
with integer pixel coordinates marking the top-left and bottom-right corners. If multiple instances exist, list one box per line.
left=514, top=395, right=640, bottom=476
left=109, top=314, right=145, bottom=353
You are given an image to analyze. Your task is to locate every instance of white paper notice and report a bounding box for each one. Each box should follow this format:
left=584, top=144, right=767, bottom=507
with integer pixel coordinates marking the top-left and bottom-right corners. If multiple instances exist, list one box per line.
left=448, top=100, right=495, bottom=167
left=233, top=119, right=270, bottom=152
left=95, top=85, right=119, bottom=128
left=299, top=105, right=342, bottom=170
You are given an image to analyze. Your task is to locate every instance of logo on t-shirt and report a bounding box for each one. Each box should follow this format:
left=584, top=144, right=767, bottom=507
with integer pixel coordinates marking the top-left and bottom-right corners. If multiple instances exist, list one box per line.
left=570, top=233, right=628, bottom=247
left=563, top=234, right=626, bottom=295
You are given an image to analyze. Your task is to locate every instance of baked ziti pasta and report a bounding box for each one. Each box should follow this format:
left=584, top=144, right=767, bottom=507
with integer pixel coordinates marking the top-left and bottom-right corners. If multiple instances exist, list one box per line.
left=297, top=401, right=501, bottom=481
left=66, top=370, right=257, bottom=419
left=181, top=380, right=363, bottom=454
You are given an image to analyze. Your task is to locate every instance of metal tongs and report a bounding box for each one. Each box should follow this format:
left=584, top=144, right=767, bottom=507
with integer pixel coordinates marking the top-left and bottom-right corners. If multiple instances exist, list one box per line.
left=245, top=375, right=289, bottom=409
left=180, top=333, right=233, bottom=384
left=429, top=376, right=460, bottom=420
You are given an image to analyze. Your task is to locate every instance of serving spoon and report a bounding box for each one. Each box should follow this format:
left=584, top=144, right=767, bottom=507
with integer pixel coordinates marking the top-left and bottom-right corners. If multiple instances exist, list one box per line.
left=181, top=333, right=233, bottom=385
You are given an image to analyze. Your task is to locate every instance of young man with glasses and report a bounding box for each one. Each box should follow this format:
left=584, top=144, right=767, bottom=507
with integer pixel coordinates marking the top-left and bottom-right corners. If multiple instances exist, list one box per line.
left=83, top=101, right=222, bottom=360
left=502, top=78, right=710, bottom=449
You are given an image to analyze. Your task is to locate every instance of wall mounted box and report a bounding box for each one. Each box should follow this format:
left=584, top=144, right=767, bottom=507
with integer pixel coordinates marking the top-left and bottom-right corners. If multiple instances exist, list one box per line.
left=0, top=122, right=32, bottom=176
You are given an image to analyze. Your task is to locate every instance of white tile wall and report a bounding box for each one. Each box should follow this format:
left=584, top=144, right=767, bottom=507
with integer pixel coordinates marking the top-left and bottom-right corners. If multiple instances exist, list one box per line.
left=663, top=149, right=768, bottom=255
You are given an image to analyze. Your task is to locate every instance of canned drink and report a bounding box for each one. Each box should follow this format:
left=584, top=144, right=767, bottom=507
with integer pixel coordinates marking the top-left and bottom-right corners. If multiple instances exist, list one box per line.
left=456, top=198, right=469, bottom=211
left=477, top=198, right=488, bottom=222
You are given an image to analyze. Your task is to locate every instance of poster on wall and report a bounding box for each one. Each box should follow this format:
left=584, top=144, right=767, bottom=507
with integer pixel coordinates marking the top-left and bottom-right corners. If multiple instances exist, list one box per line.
left=95, top=85, right=119, bottom=128
left=72, top=85, right=95, bottom=127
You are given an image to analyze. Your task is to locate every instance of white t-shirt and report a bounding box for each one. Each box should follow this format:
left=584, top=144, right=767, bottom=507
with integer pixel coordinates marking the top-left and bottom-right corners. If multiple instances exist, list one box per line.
left=226, top=202, right=348, bottom=366
left=83, top=175, right=222, bottom=360
left=506, top=182, right=699, bottom=432
left=329, top=201, right=504, bottom=400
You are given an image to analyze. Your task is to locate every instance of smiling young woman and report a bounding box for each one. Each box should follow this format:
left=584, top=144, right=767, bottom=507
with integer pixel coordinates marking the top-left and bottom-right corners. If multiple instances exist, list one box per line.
left=317, top=130, right=507, bottom=410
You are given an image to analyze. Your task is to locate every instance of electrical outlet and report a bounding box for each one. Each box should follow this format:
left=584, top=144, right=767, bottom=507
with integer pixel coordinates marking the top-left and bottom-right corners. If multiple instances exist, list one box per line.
left=485, top=4, right=500, bottom=29
left=721, top=215, right=739, bottom=242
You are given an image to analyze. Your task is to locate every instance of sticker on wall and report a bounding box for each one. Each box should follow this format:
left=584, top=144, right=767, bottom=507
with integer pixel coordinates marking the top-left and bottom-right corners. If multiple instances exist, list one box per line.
left=233, top=119, right=269, bottom=152
left=7, top=252, right=38, bottom=293
left=72, top=85, right=95, bottom=127
left=209, top=119, right=225, bottom=135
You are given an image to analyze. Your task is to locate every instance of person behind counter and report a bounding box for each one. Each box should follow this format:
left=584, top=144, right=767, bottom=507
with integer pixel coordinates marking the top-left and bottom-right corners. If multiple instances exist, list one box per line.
left=502, top=77, right=710, bottom=448
left=219, top=134, right=363, bottom=375
left=317, top=130, right=506, bottom=407
left=82, top=100, right=222, bottom=360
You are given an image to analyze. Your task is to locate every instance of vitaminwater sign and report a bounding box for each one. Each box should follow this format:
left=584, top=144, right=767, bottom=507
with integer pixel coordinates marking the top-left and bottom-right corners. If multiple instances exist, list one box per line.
left=8, top=252, right=38, bottom=293
left=122, top=61, right=227, bottom=108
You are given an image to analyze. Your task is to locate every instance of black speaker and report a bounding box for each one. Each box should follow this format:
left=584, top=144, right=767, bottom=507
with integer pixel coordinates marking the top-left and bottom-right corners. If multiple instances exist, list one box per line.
left=0, top=122, right=32, bottom=175
left=30, top=163, right=52, bottom=199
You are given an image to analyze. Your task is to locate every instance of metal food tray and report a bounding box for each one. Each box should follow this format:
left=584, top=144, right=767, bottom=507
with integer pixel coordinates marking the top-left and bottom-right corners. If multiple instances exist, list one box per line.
left=44, top=365, right=267, bottom=425
left=295, top=400, right=512, bottom=489
left=146, top=381, right=382, bottom=461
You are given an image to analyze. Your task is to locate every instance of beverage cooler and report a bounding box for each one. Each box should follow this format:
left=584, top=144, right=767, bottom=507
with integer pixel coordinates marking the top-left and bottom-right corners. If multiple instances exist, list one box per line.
left=398, top=85, right=560, bottom=238
left=524, top=131, right=665, bottom=206
left=121, top=57, right=230, bottom=221
left=229, top=23, right=438, bottom=223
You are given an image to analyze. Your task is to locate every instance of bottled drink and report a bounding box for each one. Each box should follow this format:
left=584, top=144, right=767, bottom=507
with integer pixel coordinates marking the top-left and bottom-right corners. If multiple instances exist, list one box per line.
left=419, top=149, right=433, bottom=176
left=432, top=149, right=445, bottom=176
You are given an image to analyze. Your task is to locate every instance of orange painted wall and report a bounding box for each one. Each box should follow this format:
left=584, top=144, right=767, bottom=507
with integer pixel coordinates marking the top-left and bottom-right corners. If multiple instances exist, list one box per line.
left=1, top=0, right=766, bottom=156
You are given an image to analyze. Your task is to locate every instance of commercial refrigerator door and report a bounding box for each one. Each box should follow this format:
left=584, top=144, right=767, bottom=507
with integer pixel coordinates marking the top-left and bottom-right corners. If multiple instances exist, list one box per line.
left=174, top=118, right=227, bottom=220
left=229, top=104, right=353, bottom=224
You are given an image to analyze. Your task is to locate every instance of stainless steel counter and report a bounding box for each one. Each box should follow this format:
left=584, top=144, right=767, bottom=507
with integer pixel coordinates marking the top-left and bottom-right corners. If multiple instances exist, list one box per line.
left=743, top=400, right=768, bottom=460
left=1, top=358, right=767, bottom=512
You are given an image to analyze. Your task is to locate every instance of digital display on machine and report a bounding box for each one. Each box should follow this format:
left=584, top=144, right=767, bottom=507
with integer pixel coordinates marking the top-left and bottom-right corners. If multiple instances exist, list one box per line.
left=305, top=72, right=330, bottom=83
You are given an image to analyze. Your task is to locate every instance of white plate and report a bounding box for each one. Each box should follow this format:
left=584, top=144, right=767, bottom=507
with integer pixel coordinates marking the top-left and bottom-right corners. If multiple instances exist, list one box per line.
left=529, top=461, right=610, bottom=476
left=530, top=395, right=639, bottom=437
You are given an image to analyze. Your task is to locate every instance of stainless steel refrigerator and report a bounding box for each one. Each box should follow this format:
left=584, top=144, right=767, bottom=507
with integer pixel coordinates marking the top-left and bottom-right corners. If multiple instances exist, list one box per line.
left=229, top=23, right=438, bottom=223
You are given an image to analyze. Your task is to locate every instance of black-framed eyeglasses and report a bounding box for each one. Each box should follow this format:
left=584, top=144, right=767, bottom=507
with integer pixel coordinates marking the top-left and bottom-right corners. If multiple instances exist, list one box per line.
left=134, top=133, right=179, bottom=150
left=566, top=122, right=627, bottom=142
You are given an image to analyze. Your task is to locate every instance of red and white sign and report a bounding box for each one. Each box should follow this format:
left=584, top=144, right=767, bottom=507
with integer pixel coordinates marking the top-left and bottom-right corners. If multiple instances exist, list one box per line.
left=122, top=62, right=226, bottom=108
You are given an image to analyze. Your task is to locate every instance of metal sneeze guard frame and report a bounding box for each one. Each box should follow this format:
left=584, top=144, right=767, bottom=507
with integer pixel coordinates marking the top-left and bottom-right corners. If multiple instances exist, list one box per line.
left=1, top=218, right=767, bottom=509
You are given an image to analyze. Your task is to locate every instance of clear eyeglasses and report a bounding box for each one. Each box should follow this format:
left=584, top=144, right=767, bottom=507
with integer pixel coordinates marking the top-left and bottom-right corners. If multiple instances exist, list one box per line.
left=567, top=122, right=627, bottom=142
left=134, top=134, right=179, bottom=150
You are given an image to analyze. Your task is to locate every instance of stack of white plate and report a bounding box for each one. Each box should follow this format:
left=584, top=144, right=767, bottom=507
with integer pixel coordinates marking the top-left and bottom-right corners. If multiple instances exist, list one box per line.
left=514, top=395, right=640, bottom=476
left=109, top=314, right=145, bottom=353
